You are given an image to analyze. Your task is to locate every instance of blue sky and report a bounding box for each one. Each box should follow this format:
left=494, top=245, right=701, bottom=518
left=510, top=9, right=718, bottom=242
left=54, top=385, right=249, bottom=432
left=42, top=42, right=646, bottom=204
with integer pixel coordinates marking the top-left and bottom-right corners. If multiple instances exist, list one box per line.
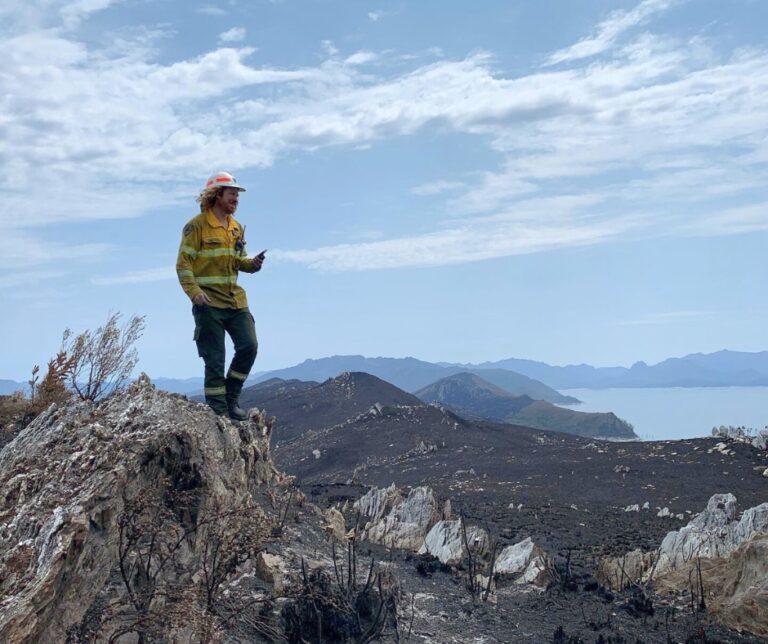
left=1, top=0, right=767, bottom=380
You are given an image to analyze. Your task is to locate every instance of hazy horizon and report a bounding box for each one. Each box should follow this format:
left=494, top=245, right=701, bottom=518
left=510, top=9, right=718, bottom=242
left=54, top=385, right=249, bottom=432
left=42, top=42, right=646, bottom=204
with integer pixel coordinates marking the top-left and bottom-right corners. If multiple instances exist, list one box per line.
left=5, top=347, right=768, bottom=383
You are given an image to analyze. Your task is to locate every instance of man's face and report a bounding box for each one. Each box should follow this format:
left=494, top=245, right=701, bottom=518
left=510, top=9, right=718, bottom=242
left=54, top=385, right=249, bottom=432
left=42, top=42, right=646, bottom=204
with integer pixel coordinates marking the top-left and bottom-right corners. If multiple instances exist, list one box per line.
left=217, top=187, right=240, bottom=215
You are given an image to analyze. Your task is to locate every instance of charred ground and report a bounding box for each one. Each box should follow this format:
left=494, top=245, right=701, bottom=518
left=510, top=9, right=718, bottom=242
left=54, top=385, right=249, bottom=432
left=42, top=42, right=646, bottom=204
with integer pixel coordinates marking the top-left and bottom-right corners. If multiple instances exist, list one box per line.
left=266, top=373, right=767, bottom=585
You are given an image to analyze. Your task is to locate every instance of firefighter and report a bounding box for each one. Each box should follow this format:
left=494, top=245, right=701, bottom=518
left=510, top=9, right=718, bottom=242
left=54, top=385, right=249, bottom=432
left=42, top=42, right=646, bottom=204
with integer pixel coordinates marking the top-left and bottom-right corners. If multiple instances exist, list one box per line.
left=176, top=172, right=265, bottom=420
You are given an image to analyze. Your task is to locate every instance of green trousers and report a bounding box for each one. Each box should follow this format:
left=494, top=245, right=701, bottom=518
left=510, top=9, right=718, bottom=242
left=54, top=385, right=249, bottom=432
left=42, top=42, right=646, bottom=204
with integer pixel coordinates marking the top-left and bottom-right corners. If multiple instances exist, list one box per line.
left=193, top=304, right=258, bottom=413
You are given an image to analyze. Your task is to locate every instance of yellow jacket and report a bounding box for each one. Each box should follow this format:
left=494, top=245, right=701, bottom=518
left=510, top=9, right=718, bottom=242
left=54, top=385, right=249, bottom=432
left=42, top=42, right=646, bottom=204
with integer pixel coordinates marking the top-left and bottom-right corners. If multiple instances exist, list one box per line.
left=176, top=209, right=258, bottom=309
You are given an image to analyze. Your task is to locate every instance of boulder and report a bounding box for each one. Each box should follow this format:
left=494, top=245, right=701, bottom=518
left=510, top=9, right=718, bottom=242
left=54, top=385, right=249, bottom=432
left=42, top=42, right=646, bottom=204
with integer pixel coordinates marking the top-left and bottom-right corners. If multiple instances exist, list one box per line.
left=355, top=485, right=441, bottom=551
left=597, top=548, right=658, bottom=590
left=495, top=537, right=535, bottom=577
left=255, top=552, right=289, bottom=592
left=418, top=520, right=489, bottom=565
left=322, top=507, right=347, bottom=542
left=516, top=552, right=552, bottom=587
left=494, top=537, right=552, bottom=588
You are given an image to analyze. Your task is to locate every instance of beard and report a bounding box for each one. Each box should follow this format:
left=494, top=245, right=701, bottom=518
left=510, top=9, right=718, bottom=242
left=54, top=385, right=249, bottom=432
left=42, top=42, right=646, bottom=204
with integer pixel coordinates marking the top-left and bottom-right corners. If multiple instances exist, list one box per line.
left=220, top=200, right=238, bottom=214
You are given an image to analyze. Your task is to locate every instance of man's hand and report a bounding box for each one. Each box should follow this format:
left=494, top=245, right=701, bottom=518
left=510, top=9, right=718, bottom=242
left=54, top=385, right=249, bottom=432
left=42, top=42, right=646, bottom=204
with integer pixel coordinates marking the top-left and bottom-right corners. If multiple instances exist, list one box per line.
left=251, top=252, right=266, bottom=271
left=193, top=292, right=211, bottom=306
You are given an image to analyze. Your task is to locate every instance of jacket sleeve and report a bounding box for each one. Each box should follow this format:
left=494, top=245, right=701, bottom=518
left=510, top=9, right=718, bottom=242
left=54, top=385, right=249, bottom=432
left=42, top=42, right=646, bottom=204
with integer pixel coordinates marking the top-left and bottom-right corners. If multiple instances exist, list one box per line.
left=235, top=252, right=259, bottom=273
left=234, top=227, right=259, bottom=273
left=176, top=221, right=203, bottom=300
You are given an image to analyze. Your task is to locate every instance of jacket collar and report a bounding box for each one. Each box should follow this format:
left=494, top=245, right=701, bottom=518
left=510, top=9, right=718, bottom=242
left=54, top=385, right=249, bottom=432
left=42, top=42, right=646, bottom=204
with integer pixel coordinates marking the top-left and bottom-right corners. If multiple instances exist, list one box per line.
left=205, top=209, right=236, bottom=231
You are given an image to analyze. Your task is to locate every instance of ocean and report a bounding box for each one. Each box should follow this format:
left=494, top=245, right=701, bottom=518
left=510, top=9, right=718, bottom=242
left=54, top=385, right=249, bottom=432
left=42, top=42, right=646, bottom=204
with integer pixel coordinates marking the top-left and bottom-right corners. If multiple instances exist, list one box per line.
left=559, top=386, right=768, bottom=442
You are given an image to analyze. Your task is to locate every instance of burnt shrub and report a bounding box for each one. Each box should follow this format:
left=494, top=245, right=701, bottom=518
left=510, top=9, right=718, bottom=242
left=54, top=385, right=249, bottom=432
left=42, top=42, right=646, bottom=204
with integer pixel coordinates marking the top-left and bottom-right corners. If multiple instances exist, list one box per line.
left=282, top=545, right=399, bottom=644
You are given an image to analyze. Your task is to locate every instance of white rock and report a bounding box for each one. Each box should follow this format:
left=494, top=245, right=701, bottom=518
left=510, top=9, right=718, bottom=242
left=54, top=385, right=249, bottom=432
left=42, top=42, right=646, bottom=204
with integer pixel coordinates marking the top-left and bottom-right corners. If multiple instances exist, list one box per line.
left=354, top=484, right=400, bottom=524
left=657, top=507, right=671, bottom=518
left=656, top=494, right=768, bottom=573
left=495, top=537, right=535, bottom=576
left=356, top=485, right=440, bottom=551
left=642, top=502, right=650, bottom=510
left=516, top=553, right=551, bottom=588
left=312, top=449, right=321, bottom=459
left=624, top=504, right=640, bottom=513
left=418, top=520, right=489, bottom=565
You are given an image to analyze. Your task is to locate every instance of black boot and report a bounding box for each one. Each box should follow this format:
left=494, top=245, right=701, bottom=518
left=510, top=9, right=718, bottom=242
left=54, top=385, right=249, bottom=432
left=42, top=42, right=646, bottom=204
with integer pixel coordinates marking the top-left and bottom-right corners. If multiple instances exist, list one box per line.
left=227, top=399, right=248, bottom=421
left=206, top=399, right=228, bottom=416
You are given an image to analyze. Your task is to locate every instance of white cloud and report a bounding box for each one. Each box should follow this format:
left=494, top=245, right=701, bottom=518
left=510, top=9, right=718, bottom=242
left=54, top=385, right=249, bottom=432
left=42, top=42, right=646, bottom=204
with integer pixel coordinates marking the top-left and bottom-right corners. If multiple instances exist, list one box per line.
left=196, top=5, right=227, bottom=16
left=681, top=203, right=768, bottom=237
left=368, top=11, right=384, bottom=22
left=320, top=40, right=338, bottom=56
left=344, top=51, right=377, bottom=66
left=219, top=27, right=246, bottom=43
left=91, top=267, right=175, bottom=285
left=1, top=1, right=766, bottom=275
left=275, top=215, right=637, bottom=271
left=0, top=0, right=124, bottom=32
left=0, top=270, right=68, bottom=290
left=546, top=0, right=680, bottom=66
left=59, top=0, right=120, bottom=29
left=411, top=180, right=465, bottom=196
left=0, top=230, right=109, bottom=270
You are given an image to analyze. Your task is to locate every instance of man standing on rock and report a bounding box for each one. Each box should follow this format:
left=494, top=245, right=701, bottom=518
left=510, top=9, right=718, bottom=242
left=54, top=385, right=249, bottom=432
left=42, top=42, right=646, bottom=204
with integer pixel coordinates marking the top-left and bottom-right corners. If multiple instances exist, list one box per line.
left=176, top=172, right=265, bottom=420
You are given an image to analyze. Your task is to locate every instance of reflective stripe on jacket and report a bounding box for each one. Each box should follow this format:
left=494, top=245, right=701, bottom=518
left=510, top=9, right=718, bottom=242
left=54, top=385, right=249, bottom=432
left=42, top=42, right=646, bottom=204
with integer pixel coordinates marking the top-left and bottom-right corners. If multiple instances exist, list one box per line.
left=176, top=209, right=257, bottom=309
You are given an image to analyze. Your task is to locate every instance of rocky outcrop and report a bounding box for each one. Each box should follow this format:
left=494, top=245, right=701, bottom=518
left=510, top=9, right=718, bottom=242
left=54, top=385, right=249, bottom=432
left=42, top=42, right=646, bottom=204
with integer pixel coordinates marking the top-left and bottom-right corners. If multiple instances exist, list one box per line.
left=0, top=375, right=283, bottom=643
left=597, top=548, right=658, bottom=590
left=354, top=484, right=552, bottom=589
left=354, top=485, right=445, bottom=551
left=655, top=493, right=768, bottom=573
left=599, top=493, right=768, bottom=637
left=321, top=507, right=347, bottom=541
left=418, top=520, right=489, bottom=566
left=654, top=533, right=768, bottom=637
left=494, top=537, right=553, bottom=588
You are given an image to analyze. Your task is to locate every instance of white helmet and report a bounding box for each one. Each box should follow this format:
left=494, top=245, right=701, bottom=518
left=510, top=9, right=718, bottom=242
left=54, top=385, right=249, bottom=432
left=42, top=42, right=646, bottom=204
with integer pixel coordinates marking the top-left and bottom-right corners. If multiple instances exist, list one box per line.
left=203, top=171, right=246, bottom=192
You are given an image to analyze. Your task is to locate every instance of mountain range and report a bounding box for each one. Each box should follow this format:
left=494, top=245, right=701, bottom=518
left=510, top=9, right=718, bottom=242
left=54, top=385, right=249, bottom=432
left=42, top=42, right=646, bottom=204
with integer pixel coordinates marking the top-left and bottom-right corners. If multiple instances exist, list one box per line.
left=260, top=350, right=768, bottom=389
left=3, top=349, right=766, bottom=397
left=471, top=350, right=768, bottom=388
left=234, top=371, right=635, bottom=441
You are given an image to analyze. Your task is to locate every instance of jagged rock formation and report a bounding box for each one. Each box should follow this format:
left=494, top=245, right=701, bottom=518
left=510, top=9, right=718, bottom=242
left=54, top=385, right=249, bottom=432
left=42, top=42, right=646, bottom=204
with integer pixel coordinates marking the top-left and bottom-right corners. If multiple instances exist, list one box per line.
left=598, top=493, right=768, bottom=637
left=419, top=520, right=489, bottom=566
left=352, top=484, right=552, bottom=589
left=656, top=534, right=768, bottom=638
left=354, top=484, right=445, bottom=551
left=655, top=493, right=768, bottom=573
left=494, top=537, right=553, bottom=587
left=0, top=375, right=283, bottom=642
